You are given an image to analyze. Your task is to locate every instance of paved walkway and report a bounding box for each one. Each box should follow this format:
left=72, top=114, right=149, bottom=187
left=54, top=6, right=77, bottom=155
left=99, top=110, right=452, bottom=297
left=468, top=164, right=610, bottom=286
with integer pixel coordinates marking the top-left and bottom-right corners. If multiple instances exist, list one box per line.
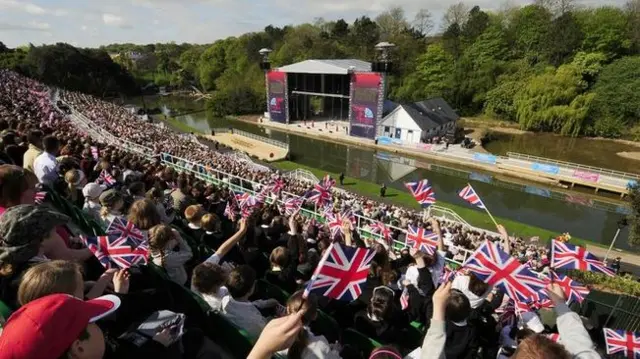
left=204, top=133, right=288, bottom=162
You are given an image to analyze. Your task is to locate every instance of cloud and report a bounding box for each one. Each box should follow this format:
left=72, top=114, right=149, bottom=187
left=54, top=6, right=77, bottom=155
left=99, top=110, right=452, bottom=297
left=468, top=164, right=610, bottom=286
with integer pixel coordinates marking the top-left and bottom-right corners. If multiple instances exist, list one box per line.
left=81, top=25, right=88, bottom=31
left=0, top=22, right=50, bottom=32
left=28, top=21, right=50, bottom=30
left=102, top=13, right=131, bottom=28
left=0, top=0, right=67, bottom=16
left=23, top=2, right=45, bottom=14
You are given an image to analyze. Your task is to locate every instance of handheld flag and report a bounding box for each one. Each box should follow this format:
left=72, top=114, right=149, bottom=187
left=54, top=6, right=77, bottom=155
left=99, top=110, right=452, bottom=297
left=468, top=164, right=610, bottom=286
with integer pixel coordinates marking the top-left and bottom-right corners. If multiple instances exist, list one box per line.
left=458, top=184, right=486, bottom=209
left=546, top=333, right=561, bottom=343
left=34, top=191, right=47, bottom=205
left=321, top=174, right=336, bottom=190
left=326, top=210, right=354, bottom=240
left=370, top=221, right=392, bottom=245
left=284, top=196, right=303, bottom=216
left=603, top=328, right=640, bottom=359
left=400, top=289, right=409, bottom=310
left=551, top=240, right=615, bottom=277
left=307, top=183, right=333, bottom=209
left=83, top=234, right=149, bottom=269
left=404, top=179, right=436, bottom=208
left=97, top=170, right=116, bottom=187
left=550, top=272, right=590, bottom=304
left=106, top=217, right=147, bottom=245
left=463, top=240, right=547, bottom=302
left=405, top=225, right=439, bottom=255
left=90, top=146, right=99, bottom=160
left=304, top=242, right=376, bottom=301
left=224, top=202, right=236, bottom=221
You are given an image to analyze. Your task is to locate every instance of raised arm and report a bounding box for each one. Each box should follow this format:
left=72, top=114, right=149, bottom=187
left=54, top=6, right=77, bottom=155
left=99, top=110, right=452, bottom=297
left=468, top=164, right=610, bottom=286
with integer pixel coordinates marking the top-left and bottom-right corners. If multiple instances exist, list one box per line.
left=204, top=218, right=247, bottom=264
left=428, top=218, right=445, bottom=252
left=496, top=224, right=511, bottom=254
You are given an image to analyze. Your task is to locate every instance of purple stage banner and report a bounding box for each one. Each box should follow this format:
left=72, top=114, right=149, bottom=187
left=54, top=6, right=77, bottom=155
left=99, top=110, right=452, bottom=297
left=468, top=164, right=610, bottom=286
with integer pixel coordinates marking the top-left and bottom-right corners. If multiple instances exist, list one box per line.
left=267, top=70, right=287, bottom=123
left=349, top=72, right=382, bottom=139
left=573, top=169, right=600, bottom=183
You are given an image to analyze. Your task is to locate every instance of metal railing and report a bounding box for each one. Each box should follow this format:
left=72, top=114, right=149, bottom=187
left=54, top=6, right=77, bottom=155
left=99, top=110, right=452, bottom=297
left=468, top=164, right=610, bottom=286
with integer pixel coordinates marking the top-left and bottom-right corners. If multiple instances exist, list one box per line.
left=507, top=152, right=640, bottom=180
left=283, top=169, right=319, bottom=184
left=211, top=128, right=289, bottom=150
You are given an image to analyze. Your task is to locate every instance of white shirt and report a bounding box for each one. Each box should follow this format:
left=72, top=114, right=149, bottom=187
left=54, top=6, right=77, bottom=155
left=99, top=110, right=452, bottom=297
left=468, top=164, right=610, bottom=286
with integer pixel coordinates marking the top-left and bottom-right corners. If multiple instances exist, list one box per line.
left=220, top=296, right=267, bottom=338
left=277, top=328, right=342, bottom=359
left=33, top=152, right=58, bottom=185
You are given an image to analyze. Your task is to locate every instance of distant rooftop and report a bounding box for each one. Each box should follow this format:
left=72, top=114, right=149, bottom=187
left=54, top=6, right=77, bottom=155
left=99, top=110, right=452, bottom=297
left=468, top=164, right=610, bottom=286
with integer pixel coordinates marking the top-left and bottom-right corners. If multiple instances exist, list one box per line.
left=277, top=59, right=371, bottom=75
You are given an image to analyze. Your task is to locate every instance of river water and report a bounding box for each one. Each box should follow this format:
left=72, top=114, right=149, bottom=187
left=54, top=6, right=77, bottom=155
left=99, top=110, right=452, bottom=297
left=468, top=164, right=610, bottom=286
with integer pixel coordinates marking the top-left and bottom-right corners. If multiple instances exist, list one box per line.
left=124, top=96, right=635, bottom=251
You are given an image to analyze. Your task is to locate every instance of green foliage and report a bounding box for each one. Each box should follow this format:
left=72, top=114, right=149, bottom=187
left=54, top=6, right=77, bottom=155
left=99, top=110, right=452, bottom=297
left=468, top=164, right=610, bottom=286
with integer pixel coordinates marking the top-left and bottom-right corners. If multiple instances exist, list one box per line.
left=569, top=270, right=640, bottom=297
left=2, top=3, right=640, bottom=138
left=627, top=184, right=640, bottom=246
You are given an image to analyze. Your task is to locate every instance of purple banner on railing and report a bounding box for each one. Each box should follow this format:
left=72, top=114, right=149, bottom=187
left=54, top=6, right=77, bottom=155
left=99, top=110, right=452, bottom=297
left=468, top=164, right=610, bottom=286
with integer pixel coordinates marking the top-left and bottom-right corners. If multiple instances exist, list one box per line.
left=349, top=72, right=382, bottom=139
left=573, top=169, right=599, bottom=183
left=267, top=70, right=287, bottom=123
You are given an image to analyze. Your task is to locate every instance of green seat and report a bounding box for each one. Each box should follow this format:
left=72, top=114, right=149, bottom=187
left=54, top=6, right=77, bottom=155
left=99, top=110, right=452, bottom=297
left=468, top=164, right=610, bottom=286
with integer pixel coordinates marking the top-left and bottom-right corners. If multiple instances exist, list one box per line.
left=255, top=279, right=291, bottom=304
left=0, top=299, right=12, bottom=324
left=311, top=309, right=341, bottom=343
left=207, top=311, right=256, bottom=359
left=410, top=321, right=425, bottom=332
left=343, top=328, right=382, bottom=357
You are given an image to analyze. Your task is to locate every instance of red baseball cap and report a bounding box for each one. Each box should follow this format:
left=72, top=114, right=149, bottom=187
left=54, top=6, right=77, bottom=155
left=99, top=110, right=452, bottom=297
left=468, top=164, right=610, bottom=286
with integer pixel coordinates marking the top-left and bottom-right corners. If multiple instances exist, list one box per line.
left=0, top=294, right=121, bottom=359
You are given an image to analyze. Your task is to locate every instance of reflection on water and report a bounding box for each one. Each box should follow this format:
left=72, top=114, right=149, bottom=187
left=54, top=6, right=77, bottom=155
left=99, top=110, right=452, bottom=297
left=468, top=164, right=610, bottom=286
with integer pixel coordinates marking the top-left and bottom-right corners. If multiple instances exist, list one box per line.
left=484, top=132, right=640, bottom=174
left=124, top=96, right=634, bottom=251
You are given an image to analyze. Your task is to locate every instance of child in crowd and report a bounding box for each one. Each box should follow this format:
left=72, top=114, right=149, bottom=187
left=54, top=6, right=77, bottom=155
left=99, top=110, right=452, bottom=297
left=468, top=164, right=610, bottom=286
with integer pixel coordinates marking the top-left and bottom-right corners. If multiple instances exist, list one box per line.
left=99, top=189, right=124, bottom=227
left=443, top=289, right=478, bottom=359
left=200, top=213, right=223, bottom=249
left=149, top=224, right=193, bottom=286
left=64, top=169, right=87, bottom=208
left=82, top=182, right=103, bottom=221
left=184, top=204, right=205, bottom=239
left=278, top=290, right=342, bottom=359
left=221, top=265, right=278, bottom=338
left=264, top=246, right=298, bottom=293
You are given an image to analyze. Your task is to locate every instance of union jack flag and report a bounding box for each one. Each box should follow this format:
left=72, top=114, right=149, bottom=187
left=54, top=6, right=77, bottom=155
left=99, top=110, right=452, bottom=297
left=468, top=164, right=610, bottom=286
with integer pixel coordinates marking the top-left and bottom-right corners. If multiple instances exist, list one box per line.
left=546, top=333, right=561, bottom=343
left=97, top=170, right=116, bottom=186
left=326, top=210, right=354, bottom=239
left=82, top=234, right=149, bottom=269
left=370, top=221, right=392, bottom=245
left=463, top=240, right=547, bottom=302
left=439, top=266, right=457, bottom=284
left=404, top=179, right=436, bottom=208
left=458, top=184, right=486, bottom=209
left=224, top=202, right=236, bottom=221
left=236, top=192, right=259, bottom=217
left=307, top=183, right=333, bottom=208
left=284, top=196, right=303, bottom=216
left=90, top=146, right=99, bottom=160
left=550, top=272, right=590, bottom=304
left=551, top=240, right=615, bottom=276
left=321, top=174, right=336, bottom=190
left=529, top=292, right=555, bottom=310
left=106, top=217, right=146, bottom=245
left=603, top=328, right=640, bottom=359
left=400, top=288, right=409, bottom=310
left=495, top=301, right=517, bottom=328
left=405, top=225, right=439, bottom=255
left=270, top=177, right=286, bottom=195
left=34, top=191, right=47, bottom=205
left=304, top=242, right=376, bottom=301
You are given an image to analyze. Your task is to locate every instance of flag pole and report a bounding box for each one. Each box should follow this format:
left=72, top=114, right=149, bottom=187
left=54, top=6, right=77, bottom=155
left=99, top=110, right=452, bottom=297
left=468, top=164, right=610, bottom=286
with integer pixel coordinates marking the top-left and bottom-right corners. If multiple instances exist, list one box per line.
left=483, top=206, right=500, bottom=228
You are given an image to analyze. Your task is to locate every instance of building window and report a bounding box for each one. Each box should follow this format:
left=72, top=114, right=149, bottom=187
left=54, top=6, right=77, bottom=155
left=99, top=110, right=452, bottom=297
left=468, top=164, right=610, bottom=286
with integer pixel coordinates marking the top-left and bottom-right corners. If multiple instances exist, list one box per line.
left=408, top=130, right=413, bottom=134
left=384, top=126, right=390, bottom=132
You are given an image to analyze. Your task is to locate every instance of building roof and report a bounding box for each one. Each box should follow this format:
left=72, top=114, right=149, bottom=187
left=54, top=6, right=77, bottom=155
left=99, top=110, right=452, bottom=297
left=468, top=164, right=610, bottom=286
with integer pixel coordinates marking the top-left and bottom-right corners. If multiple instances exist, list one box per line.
left=397, top=97, right=459, bottom=131
left=277, top=59, right=371, bottom=75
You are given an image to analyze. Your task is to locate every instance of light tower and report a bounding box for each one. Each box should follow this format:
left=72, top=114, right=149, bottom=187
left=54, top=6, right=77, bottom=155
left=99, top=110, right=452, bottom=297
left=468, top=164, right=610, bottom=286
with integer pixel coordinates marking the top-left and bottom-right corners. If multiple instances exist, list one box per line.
left=259, top=48, right=273, bottom=118
left=372, top=42, right=395, bottom=135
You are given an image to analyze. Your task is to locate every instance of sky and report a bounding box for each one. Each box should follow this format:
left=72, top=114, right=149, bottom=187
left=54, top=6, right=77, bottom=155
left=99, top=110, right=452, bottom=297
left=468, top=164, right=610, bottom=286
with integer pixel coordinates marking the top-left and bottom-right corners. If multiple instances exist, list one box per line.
left=0, top=0, right=628, bottom=48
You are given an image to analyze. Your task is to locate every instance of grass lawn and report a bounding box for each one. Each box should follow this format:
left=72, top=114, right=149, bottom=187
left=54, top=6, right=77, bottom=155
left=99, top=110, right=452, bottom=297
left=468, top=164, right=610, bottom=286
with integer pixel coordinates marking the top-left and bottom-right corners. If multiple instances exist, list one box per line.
left=273, top=161, right=602, bottom=248
left=164, top=117, right=201, bottom=134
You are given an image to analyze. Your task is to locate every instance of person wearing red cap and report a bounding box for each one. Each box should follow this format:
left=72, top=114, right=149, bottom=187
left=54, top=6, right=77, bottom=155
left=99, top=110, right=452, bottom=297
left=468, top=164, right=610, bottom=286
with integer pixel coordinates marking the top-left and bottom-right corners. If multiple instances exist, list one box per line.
left=0, top=294, right=175, bottom=359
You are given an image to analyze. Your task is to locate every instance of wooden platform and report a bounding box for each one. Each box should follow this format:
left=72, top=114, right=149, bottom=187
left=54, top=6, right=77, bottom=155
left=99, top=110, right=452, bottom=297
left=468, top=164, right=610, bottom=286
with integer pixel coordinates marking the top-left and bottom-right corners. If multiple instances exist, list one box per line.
left=204, top=133, right=288, bottom=162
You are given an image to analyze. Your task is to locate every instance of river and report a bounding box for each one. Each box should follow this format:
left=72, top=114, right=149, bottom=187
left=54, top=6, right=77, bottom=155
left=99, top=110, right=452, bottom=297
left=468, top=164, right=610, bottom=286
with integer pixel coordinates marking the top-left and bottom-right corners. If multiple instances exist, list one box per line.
left=123, top=95, right=635, bottom=252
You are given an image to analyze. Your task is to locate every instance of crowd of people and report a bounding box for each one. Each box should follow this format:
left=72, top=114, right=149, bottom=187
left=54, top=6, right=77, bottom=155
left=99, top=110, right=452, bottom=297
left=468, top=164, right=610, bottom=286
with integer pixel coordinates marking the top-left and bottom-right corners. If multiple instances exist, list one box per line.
left=0, top=69, right=609, bottom=359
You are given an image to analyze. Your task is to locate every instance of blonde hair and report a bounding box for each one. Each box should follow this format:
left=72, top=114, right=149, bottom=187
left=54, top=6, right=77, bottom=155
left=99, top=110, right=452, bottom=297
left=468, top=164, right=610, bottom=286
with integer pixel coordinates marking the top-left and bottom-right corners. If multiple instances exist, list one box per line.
left=18, top=260, right=82, bottom=305
left=149, top=224, right=175, bottom=268
left=65, top=170, right=84, bottom=202
left=201, top=213, right=220, bottom=232
left=128, top=199, right=162, bottom=230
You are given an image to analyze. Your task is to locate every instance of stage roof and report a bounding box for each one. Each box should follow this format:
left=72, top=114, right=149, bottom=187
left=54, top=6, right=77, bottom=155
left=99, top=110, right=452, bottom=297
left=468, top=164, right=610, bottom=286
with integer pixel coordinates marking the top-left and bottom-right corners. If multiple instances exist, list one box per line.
left=277, top=59, right=371, bottom=75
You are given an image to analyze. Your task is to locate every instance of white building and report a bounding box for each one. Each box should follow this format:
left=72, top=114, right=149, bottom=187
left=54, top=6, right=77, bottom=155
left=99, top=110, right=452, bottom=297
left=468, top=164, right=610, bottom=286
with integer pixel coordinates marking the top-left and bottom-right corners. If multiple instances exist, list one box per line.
left=378, top=97, right=459, bottom=145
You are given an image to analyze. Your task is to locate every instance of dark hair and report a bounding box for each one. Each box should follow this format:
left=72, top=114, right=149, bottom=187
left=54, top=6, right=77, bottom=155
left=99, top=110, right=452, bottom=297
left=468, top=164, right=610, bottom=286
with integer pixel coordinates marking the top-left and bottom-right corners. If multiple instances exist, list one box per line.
left=468, top=273, right=490, bottom=297
left=445, top=289, right=471, bottom=323
left=191, top=262, right=227, bottom=295
left=0, top=165, right=38, bottom=207
left=286, top=290, right=318, bottom=359
left=367, top=287, right=394, bottom=321
left=42, top=135, right=59, bottom=154
left=128, top=182, right=145, bottom=197
left=226, top=265, right=256, bottom=299
left=27, top=130, right=43, bottom=147
left=269, top=246, right=290, bottom=268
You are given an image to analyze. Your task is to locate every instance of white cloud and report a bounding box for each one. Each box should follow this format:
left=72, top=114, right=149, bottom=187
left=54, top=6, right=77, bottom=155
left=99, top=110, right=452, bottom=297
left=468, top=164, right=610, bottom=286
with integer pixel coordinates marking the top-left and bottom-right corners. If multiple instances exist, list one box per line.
left=28, top=20, right=50, bottom=30
left=23, top=2, right=45, bottom=14
left=102, top=13, right=130, bottom=28
left=0, top=0, right=68, bottom=16
left=81, top=25, right=88, bottom=31
left=52, top=9, right=69, bottom=17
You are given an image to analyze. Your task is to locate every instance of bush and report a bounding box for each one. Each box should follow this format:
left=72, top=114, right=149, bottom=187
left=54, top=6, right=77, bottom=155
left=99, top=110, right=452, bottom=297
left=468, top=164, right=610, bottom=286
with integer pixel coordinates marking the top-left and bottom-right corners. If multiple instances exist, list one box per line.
left=569, top=270, right=640, bottom=297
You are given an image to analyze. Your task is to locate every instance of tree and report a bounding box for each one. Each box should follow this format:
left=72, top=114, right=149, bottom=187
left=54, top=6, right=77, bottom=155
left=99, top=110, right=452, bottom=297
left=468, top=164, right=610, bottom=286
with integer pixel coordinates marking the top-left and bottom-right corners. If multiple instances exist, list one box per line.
left=412, top=9, right=434, bottom=36
left=375, top=7, right=408, bottom=40
left=198, top=41, right=228, bottom=91
left=627, top=0, right=640, bottom=52
left=331, top=19, right=350, bottom=39
left=578, top=7, right=631, bottom=59
left=394, top=43, right=454, bottom=101
left=349, top=16, right=380, bottom=59
left=628, top=184, right=640, bottom=246
left=546, top=12, right=583, bottom=66
left=462, top=6, right=490, bottom=43
left=589, top=56, right=640, bottom=136
left=512, top=5, right=553, bottom=62
left=442, top=2, right=471, bottom=29
left=442, top=23, right=463, bottom=59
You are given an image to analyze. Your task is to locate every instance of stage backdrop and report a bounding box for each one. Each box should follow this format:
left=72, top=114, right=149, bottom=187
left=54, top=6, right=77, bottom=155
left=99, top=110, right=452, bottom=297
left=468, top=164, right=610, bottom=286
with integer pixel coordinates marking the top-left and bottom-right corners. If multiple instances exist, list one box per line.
left=267, top=70, right=287, bottom=123
left=349, top=72, right=382, bottom=139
